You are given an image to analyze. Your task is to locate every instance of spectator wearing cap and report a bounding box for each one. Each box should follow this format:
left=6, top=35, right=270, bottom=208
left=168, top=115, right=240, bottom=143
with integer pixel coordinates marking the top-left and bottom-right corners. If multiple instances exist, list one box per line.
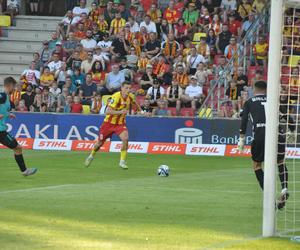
left=186, top=47, right=206, bottom=75
left=52, top=41, right=68, bottom=62
left=81, top=51, right=94, bottom=74
left=79, top=73, right=97, bottom=105
left=67, top=50, right=82, bottom=72
left=48, top=53, right=62, bottom=74
left=146, top=78, right=165, bottom=106
left=146, top=4, right=162, bottom=24
left=102, top=64, right=125, bottom=95
left=140, top=64, right=155, bottom=90
left=63, top=32, right=78, bottom=56
left=140, top=15, right=157, bottom=33
left=110, top=31, right=130, bottom=60
left=40, top=40, right=51, bottom=65
left=221, top=0, right=237, bottom=11
left=126, top=16, right=140, bottom=33
left=80, top=30, right=97, bottom=51
left=181, top=75, right=204, bottom=114
left=109, top=12, right=126, bottom=36
left=161, top=33, right=180, bottom=63
left=73, top=0, right=89, bottom=17
left=40, top=66, right=55, bottom=88
left=21, top=62, right=40, bottom=87
left=182, top=3, right=199, bottom=28
left=144, top=32, right=161, bottom=59
left=216, top=23, right=232, bottom=54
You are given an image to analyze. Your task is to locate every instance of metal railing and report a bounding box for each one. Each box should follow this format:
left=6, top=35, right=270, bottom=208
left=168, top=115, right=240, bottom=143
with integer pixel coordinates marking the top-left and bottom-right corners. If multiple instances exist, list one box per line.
left=199, top=5, right=270, bottom=118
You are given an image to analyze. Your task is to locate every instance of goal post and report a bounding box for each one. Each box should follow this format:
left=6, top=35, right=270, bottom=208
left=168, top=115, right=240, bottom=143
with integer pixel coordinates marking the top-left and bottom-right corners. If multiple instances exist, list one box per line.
left=263, top=0, right=284, bottom=237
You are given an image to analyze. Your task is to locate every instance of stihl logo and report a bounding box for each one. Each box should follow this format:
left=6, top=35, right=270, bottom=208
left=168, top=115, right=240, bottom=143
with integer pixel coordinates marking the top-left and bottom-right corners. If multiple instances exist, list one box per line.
left=191, top=146, right=219, bottom=153
left=76, top=142, right=95, bottom=149
left=39, top=141, right=68, bottom=148
left=286, top=149, right=300, bottom=157
left=230, top=147, right=251, bottom=154
left=152, top=145, right=182, bottom=152
left=114, top=144, right=144, bottom=150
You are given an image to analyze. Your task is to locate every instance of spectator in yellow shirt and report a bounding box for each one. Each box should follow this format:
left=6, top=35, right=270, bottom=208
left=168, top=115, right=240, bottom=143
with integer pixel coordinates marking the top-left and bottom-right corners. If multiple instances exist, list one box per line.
left=109, top=12, right=126, bottom=36
left=238, top=0, right=252, bottom=20
left=254, top=36, right=268, bottom=67
left=40, top=66, right=55, bottom=88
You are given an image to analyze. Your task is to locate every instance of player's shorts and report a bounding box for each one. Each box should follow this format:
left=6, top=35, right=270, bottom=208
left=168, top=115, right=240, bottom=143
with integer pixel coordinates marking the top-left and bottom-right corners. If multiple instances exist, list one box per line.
left=98, top=122, right=128, bottom=141
left=251, top=137, right=265, bottom=163
left=251, top=135, right=287, bottom=163
left=0, top=131, right=18, bottom=149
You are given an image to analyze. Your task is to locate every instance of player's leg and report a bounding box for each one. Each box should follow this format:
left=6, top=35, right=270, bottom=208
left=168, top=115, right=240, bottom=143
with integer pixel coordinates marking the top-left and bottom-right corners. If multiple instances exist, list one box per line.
left=277, top=141, right=289, bottom=209
left=251, top=138, right=265, bottom=190
left=0, top=132, right=37, bottom=176
left=118, top=129, right=129, bottom=169
left=85, top=123, right=111, bottom=167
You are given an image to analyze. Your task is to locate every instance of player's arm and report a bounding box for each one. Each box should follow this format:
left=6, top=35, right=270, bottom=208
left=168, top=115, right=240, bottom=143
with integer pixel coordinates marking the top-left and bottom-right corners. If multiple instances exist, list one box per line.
left=105, top=106, right=127, bottom=115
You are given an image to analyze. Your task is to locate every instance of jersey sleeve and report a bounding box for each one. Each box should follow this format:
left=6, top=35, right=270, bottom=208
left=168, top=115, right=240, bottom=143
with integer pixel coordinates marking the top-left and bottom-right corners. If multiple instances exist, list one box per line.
left=240, top=100, right=250, bottom=135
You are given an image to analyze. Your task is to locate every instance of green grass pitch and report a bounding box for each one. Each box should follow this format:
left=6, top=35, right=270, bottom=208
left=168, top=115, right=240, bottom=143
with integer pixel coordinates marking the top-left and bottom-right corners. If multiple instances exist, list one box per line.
left=0, top=149, right=299, bottom=250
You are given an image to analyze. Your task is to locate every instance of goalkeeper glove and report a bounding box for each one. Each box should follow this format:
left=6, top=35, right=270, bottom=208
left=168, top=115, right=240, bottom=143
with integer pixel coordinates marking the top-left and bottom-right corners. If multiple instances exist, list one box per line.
left=237, top=137, right=245, bottom=153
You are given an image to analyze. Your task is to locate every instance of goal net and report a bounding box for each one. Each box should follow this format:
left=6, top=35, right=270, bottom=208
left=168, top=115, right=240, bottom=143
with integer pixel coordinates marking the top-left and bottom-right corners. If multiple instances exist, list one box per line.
left=275, top=0, right=300, bottom=237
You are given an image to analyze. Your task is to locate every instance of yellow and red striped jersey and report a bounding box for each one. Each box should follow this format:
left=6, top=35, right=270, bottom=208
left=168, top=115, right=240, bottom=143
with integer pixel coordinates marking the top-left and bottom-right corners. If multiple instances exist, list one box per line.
left=104, top=91, right=135, bottom=125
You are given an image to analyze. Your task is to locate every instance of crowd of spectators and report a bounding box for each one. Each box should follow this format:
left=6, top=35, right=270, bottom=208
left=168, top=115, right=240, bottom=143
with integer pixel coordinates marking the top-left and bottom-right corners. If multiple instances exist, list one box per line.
left=8, top=0, right=268, bottom=117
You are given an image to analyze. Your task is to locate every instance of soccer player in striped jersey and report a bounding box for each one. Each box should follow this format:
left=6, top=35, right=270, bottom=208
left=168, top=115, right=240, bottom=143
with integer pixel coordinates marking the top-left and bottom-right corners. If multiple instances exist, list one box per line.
left=0, top=77, right=37, bottom=176
left=85, top=82, right=140, bottom=169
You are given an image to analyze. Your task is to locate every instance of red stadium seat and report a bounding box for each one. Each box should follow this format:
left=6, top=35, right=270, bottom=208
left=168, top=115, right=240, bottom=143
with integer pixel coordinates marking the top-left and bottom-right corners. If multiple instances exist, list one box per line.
left=167, top=107, right=177, bottom=116
left=180, top=108, right=194, bottom=117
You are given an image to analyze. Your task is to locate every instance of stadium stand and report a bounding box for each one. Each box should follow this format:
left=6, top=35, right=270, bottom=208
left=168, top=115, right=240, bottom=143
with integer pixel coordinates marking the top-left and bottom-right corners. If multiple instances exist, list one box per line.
left=0, top=0, right=269, bottom=117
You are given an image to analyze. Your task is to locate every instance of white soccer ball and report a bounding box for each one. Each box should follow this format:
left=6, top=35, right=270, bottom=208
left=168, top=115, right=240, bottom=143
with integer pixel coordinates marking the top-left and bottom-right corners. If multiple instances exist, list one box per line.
left=157, top=165, right=170, bottom=177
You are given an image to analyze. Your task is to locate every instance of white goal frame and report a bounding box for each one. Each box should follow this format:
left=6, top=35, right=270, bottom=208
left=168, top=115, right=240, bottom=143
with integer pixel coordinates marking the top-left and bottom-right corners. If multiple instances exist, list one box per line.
left=263, top=0, right=300, bottom=237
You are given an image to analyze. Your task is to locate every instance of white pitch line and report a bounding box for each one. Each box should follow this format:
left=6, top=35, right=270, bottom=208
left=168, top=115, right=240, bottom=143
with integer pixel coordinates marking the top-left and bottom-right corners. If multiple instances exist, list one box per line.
left=199, top=236, right=263, bottom=250
left=0, top=184, right=76, bottom=195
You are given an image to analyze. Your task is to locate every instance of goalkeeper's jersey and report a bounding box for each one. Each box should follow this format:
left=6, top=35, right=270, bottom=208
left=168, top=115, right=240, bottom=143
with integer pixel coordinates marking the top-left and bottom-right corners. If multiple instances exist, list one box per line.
left=240, top=94, right=266, bottom=138
left=0, top=93, right=11, bottom=132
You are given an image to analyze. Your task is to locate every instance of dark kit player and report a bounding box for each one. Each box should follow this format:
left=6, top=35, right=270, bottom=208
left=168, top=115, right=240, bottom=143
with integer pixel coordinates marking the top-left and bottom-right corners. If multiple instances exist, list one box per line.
left=237, top=81, right=292, bottom=210
left=0, top=77, right=37, bottom=176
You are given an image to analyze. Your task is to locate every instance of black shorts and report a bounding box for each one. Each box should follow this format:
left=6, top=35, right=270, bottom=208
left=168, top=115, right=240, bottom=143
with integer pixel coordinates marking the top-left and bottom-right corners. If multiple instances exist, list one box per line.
left=251, top=135, right=286, bottom=163
left=0, top=131, right=18, bottom=149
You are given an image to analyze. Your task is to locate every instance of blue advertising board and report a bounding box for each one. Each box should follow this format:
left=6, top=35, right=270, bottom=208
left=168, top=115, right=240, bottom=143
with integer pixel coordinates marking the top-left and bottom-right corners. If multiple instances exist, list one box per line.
left=5, top=113, right=253, bottom=144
